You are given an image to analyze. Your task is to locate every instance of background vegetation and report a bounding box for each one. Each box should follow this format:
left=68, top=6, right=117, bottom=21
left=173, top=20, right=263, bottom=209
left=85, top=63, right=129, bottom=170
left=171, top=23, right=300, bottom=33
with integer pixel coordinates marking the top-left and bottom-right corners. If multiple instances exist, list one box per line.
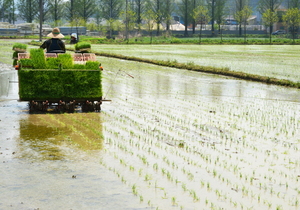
left=0, top=0, right=299, bottom=41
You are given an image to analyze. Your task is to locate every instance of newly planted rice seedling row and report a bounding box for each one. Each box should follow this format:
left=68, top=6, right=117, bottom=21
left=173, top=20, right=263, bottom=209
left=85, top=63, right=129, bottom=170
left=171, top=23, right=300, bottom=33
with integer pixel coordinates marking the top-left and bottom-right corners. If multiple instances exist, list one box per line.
left=96, top=57, right=300, bottom=209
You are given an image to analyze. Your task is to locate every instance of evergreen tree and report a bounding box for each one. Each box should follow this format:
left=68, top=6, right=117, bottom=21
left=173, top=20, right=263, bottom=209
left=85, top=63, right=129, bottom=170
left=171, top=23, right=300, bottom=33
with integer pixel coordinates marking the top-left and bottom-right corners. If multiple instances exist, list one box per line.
left=98, top=0, right=124, bottom=37
left=48, top=0, right=65, bottom=25
left=258, top=0, right=282, bottom=33
left=17, top=0, right=39, bottom=23
left=193, top=5, right=210, bottom=43
left=161, top=0, right=176, bottom=34
left=76, top=0, right=96, bottom=22
left=262, top=8, right=278, bottom=42
left=215, top=0, right=227, bottom=33
left=283, top=7, right=300, bottom=41
left=132, top=0, right=146, bottom=33
left=235, top=0, right=249, bottom=36
left=178, top=0, right=194, bottom=36
left=0, top=0, right=16, bottom=24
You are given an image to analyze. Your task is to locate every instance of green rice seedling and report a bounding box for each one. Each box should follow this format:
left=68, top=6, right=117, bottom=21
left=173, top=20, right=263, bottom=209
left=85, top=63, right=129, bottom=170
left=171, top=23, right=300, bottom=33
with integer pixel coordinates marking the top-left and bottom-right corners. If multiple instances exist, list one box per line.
left=132, top=184, right=138, bottom=196
left=189, top=190, right=199, bottom=202
left=166, top=171, right=173, bottom=181
left=19, top=58, right=33, bottom=68
left=12, top=43, right=27, bottom=51
left=58, top=53, right=73, bottom=69
left=30, top=48, right=46, bottom=69
left=129, top=165, right=135, bottom=171
left=172, top=197, right=177, bottom=206
left=207, top=182, right=211, bottom=190
left=86, top=61, right=100, bottom=70
left=12, top=51, right=18, bottom=65
left=153, top=163, right=158, bottom=171
left=144, top=174, right=151, bottom=181
left=121, top=176, right=126, bottom=183
left=73, top=64, right=86, bottom=69
left=182, top=183, right=187, bottom=192
left=46, top=57, right=60, bottom=69
left=75, top=41, right=91, bottom=52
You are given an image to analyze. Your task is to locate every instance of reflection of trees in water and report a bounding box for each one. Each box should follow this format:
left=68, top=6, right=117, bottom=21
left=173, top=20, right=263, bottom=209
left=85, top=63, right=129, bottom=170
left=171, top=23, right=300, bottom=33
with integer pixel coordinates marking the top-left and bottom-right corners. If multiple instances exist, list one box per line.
left=0, top=72, right=17, bottom=98
left=0, top=73, right=9, bottom=97
left=18, top=113, right=104, bottom=161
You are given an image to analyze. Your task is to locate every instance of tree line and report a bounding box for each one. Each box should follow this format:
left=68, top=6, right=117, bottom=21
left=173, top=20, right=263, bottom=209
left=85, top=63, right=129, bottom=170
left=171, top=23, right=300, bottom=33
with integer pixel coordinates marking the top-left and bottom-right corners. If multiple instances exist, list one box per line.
left=1, top=0, right=300, bottom=39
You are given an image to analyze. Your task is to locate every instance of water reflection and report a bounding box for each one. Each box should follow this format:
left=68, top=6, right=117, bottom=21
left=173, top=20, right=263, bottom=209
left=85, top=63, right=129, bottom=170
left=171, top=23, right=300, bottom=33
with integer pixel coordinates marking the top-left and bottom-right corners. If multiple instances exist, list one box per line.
left=120, top=67, right=300, bottom=103
left=0, top=71, right=17, bottom=99
left=18, top=113, right=104, bottom=161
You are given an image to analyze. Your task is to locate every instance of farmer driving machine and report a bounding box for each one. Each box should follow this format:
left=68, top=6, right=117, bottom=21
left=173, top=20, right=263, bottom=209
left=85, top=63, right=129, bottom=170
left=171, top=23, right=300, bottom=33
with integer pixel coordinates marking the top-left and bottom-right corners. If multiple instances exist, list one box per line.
left=13, top=43, right=103, bottom=113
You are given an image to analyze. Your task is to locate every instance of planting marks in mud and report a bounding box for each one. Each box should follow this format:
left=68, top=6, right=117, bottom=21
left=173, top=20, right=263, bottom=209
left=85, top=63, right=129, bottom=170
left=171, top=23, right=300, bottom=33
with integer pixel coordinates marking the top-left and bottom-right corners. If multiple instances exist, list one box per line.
left=99, top=60, right=300, bottom=209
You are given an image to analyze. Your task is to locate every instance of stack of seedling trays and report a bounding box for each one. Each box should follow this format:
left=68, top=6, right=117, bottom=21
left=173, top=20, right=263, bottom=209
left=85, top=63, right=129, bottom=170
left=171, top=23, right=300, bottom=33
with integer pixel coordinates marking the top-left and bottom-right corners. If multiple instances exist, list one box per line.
left=12, top=43, right=27, bottom=66
left=16, top=47, right=102, bottom=112
left=74, top=41, right=91, bottom=53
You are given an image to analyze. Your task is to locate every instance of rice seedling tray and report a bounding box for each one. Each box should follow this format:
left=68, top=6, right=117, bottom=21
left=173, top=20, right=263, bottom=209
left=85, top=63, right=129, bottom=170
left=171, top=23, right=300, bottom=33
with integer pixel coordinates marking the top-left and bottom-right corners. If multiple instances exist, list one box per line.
left=17, top=67, right=102, bottom=112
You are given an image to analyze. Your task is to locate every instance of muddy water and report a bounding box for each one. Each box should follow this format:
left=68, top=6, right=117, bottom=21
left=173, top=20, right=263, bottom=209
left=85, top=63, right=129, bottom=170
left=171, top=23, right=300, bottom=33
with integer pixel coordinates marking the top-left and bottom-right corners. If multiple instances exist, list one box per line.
left=1, top=57, right=300, bottom=209
left=0, top=69, right=145, bottom=209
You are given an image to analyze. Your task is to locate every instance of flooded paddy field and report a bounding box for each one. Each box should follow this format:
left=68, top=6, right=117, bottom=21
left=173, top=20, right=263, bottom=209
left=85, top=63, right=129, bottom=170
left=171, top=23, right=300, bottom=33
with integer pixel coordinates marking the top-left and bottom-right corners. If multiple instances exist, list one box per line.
left=1, top=43, right=300, bottom=209
left=91, top=44, right=300, bottom=83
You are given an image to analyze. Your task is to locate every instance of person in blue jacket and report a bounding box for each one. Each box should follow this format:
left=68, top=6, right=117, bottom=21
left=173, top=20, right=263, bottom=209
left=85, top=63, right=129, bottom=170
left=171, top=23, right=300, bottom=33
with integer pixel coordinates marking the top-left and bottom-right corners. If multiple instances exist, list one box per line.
left=40, top=28, right=66, bottom=53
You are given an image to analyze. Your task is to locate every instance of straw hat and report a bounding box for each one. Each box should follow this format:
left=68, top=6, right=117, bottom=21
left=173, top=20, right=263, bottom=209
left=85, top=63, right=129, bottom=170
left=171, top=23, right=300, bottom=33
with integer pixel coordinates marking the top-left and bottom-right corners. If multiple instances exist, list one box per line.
left=47, top=27, right=64, bottom=38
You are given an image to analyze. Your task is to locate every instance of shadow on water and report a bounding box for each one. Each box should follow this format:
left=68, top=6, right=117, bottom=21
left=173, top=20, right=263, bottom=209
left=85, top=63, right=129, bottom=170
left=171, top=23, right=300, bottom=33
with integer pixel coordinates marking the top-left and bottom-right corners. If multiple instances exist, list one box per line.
left=18, top=113, right=104, bottom=161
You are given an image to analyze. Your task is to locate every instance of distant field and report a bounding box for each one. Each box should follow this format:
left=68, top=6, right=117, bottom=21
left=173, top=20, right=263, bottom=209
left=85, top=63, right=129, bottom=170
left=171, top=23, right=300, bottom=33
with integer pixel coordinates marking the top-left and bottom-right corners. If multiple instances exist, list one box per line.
left=89, top=44, right=300, bottom=83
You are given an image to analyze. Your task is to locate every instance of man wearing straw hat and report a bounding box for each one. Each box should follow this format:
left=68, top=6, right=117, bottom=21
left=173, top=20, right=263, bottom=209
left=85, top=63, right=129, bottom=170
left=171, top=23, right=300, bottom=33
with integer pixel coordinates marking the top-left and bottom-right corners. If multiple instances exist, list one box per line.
left=40, top=27, right=66, bottom=53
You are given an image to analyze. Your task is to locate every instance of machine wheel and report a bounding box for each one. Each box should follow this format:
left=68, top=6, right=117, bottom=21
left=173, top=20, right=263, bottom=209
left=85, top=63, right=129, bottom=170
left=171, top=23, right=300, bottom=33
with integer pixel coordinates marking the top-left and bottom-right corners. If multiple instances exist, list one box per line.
left=57, top=100, right=67, bottom=112
left=82, top=100, right=95, bottom=112
left=67, top=100, right=76, bottom=113
left=29, top=100, right=38, bottom=112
